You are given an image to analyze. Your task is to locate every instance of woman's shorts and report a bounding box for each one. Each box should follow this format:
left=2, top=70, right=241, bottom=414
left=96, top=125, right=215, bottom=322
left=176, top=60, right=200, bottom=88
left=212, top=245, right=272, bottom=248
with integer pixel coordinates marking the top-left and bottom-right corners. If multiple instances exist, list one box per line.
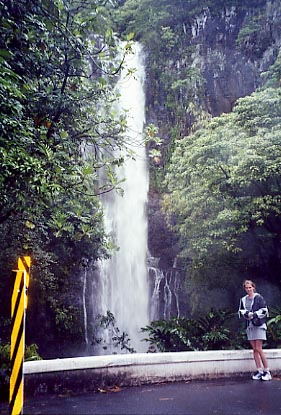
left=246, top=324, right=267, bottom=341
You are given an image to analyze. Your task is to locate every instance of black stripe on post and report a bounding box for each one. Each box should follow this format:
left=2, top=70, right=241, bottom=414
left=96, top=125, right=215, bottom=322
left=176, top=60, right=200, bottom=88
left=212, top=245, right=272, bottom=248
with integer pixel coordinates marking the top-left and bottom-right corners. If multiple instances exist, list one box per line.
left=20, top=257, right=29, bottom=273
left=11, top=278, right=24, bottom=329
left=10, top=319, right=23, bottom=370
left=9, top=361, right=23, bottom=415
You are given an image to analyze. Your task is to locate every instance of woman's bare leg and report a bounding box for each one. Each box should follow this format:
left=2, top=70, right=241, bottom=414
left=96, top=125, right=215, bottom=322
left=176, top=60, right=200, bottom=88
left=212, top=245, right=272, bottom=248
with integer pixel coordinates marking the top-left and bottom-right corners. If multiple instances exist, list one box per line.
left=250, top=339, right=269, bottom=369
left=249, top=340, right=263, bottom=368
left=255, top=339, right=269, bottom=368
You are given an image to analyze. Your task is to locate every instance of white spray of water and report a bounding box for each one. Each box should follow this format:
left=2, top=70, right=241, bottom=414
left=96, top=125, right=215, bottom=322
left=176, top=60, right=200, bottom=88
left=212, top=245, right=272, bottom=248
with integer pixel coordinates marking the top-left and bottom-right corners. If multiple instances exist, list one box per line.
left=149, top=257, right=181, bottom=321
left=150, top=266, right=163, bottom=321
left=97, top=43, right=149, bottom=352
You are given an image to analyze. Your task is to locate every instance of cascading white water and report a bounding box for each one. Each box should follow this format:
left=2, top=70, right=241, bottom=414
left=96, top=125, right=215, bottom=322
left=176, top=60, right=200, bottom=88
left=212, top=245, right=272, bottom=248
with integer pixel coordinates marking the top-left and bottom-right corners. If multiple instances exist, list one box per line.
left=149, top=256, right=181, bottom=321
left=97, top=43, right=149, bottom=352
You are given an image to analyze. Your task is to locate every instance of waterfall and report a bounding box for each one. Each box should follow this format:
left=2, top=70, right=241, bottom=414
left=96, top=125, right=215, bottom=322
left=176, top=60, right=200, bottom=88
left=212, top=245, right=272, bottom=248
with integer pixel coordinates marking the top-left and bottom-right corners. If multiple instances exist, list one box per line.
left=94, top=42, right=149, bottom=353
left=149, top=256, right=181, bottom=321
left=150, top=266, right=163, bottom=321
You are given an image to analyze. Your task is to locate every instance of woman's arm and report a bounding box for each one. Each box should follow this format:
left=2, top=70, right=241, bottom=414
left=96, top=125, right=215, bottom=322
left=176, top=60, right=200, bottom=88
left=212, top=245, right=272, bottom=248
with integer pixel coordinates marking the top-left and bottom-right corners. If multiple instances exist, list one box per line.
left=238, top=297, right=251, bottom=319
left=253, top=294, right=269, bottom=320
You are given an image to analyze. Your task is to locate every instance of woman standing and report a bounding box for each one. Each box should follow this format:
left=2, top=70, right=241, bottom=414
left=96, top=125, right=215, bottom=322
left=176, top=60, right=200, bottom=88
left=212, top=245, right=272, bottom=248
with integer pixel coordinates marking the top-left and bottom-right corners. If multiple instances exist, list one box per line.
left=238, top=280, right=271, bottom=381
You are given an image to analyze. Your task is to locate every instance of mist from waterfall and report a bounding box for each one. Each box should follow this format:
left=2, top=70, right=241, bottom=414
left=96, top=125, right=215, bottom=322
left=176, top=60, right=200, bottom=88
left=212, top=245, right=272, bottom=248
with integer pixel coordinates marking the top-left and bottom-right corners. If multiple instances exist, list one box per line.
left=95, top=43, right=149, bottom=352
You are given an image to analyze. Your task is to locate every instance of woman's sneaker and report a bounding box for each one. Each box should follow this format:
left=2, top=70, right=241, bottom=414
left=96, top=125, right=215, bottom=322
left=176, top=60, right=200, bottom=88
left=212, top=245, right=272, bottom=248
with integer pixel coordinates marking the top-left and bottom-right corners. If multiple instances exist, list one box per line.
left=252, top=371, right=263, bottom=380
left=261, top=371, right=272, bottom=381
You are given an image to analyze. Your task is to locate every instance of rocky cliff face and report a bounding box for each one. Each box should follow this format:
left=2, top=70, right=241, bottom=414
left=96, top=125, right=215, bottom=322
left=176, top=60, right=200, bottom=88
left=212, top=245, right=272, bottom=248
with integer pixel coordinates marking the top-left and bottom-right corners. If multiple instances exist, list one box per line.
left=189, top=3, right=281, bottom=116
left=146, top=1, right=281, bottom=309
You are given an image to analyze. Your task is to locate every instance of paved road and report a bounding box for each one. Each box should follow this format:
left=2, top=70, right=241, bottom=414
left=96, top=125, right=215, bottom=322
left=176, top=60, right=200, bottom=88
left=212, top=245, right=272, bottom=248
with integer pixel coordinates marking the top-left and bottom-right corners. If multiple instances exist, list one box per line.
left=1, top=377, right=281, bottom=415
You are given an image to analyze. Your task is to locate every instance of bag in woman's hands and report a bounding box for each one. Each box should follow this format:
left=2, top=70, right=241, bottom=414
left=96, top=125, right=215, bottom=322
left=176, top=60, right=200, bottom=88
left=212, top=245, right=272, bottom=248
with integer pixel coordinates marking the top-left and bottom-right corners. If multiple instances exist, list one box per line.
left=252, top=315, right=265, bottom=326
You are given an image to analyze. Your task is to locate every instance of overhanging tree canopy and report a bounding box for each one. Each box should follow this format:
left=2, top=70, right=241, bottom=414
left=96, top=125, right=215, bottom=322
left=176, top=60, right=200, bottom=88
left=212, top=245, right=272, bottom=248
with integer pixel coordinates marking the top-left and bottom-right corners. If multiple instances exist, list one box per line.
left=0, top=0, right=137, bottom=348
left=163, top=83, right=281, bottom=280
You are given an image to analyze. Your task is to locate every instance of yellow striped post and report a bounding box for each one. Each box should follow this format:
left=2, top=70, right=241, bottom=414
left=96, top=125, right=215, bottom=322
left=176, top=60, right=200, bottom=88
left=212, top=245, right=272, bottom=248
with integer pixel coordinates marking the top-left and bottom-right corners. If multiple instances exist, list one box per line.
left=9, top=257, right=31, bottom=415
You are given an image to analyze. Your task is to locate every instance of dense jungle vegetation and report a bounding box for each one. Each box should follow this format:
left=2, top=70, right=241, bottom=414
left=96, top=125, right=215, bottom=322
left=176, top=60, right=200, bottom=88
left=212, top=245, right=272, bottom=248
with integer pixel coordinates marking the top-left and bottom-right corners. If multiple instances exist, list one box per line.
left=0, top=0, right=134, bottom=355
left=163, top=75, right=281, bottom=309
left=1, top=0, right=281, bottom=386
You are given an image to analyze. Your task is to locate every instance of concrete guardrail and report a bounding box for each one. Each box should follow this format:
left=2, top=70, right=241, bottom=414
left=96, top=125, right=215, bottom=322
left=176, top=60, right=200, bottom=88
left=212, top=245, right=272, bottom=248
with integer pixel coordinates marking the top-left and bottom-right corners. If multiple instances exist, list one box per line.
left=23, top=349, right=281, bottom=397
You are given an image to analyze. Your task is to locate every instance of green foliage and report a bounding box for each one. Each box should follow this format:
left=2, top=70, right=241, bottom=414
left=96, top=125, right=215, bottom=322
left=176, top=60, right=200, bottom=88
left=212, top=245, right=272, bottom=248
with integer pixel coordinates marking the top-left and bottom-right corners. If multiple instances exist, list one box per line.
left=25, top=343, right=42, bottom=362
left=235, top=7, right=272, bottom=59
left=0, top=0, right=129, bottom=231
left=236, top=22, right=262, bottom=45
left=267, top=306, right=281, bottom=347
left=0, top=0, right=140, bottom=353
left=142, top=309, right=236, bottom=352
left=113, top=0, right=208, bottom=140
left=114, top=0, right=272, bottom=197
left=92, top=311, right=136, bottom=353
left=142, top=307, right=281, bottom=354
left=262, top=50, right=281, bottom=88
left=114, top=0, right=267, bottom=42
left=0, top=343, right=10, bottom=370
left=0, top=342, right=41, bottom=400
left=163, top=82, right=281, bottom=285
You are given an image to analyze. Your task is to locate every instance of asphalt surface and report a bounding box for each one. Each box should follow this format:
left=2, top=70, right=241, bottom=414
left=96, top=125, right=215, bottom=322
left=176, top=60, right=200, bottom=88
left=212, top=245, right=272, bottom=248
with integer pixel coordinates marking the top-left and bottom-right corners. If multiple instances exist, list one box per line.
left=1, top=377, right=281, bottom=415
